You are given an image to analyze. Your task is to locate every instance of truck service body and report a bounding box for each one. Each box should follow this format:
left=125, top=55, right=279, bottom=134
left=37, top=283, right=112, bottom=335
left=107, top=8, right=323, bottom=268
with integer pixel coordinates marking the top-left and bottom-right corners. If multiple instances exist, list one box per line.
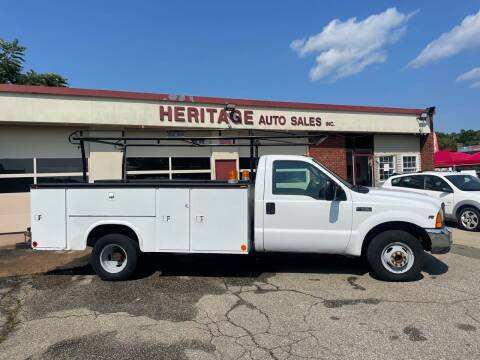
left=31, top=154, right=452, bottom=281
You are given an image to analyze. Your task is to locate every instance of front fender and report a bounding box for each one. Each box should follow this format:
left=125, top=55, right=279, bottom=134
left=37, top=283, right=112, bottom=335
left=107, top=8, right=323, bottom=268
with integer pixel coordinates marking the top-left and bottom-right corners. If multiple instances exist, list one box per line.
left=344, top=210, right=432, bottom=256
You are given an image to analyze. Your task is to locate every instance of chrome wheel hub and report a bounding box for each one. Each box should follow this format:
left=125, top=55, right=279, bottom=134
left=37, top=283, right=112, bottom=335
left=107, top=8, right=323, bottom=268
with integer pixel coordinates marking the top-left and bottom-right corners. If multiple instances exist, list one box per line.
left=381, top=242, right=414, bottom=274
left=461, top=210, right=479, bottom=230
left=100, top=244, right=127, bottom=274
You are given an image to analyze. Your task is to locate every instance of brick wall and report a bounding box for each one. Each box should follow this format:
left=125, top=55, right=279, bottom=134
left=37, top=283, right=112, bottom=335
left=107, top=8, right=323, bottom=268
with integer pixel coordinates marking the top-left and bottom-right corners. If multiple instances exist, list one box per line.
left=420, top=133, right=435, bottom=171
left=420, top=114, right=435, bottom=171
left=309, top=136, right=347, bottom=179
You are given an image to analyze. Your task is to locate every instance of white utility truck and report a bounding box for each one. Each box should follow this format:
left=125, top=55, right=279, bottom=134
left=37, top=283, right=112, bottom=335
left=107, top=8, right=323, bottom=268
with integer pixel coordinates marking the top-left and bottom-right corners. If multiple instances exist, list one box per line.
left=31, top=154, right=451, bottom=282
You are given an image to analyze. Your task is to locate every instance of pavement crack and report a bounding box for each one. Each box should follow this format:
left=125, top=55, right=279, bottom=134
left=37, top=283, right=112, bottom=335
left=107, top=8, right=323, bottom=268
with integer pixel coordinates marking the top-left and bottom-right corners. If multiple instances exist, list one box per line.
left=465, top=310, right=480, bottom=324
left=0, top=277, right=25, bottom=344
left=431, top=282, right=480, bottom=298
left=347, top=276, right=366, bottom=291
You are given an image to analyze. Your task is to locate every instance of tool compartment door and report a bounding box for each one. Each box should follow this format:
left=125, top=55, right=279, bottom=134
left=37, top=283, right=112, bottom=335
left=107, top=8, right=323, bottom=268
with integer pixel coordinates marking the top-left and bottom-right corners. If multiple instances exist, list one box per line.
left=31, top=188, right=66, bottom=249
left=190, top=188, right=249, bottom=253
left=156, top=188, right=190, bottom=251
left=66, top=188, right=156, bottom=216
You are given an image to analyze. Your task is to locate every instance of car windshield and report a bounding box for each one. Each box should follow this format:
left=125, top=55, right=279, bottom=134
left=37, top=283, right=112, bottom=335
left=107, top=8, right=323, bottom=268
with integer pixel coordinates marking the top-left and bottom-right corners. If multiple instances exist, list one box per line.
left=445, top=175, right=480, bottom=191
left=311, top=158, right=353, bottom=189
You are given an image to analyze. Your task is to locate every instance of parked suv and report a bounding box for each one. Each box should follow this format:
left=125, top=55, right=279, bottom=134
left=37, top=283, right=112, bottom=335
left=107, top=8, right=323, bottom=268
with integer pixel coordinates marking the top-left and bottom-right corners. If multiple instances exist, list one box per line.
left=383, top=172, right=480, bottom=232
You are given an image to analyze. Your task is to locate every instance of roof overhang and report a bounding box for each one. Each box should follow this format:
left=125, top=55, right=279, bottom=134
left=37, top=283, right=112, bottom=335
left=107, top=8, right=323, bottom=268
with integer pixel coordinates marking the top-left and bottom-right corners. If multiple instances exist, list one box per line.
left=0, top=84, right=430, bottom=134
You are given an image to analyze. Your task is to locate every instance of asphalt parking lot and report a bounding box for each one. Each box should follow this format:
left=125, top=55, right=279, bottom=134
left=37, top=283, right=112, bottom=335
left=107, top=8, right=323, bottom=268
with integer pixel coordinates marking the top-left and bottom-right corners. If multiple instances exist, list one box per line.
left=0, top=227, right=479, bottom=360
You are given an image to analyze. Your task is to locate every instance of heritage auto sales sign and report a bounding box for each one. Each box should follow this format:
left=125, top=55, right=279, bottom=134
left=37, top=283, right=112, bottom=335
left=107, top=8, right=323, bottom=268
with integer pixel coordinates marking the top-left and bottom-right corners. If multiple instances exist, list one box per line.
left=159, top=105, right=336, bottom=130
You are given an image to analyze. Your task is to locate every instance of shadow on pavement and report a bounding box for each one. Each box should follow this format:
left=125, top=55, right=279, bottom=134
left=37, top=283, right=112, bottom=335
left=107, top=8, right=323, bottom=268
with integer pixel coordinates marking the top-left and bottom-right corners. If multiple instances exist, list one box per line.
left=423, top=253, right=449, bottom=276
left=48, top=252, right=369, bottom=280
left=46, top=250, right=450, bottom=282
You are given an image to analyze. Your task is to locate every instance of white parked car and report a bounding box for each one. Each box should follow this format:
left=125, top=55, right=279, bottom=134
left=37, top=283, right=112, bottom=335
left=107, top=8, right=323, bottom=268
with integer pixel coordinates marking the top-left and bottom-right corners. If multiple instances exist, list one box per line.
left=383, top=171, right=480, bottom=232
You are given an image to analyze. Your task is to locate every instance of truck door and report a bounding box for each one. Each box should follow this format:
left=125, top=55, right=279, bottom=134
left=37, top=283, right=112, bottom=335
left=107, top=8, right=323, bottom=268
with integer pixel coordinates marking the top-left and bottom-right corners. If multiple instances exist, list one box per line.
left=262, top=159, right=352, bottom=253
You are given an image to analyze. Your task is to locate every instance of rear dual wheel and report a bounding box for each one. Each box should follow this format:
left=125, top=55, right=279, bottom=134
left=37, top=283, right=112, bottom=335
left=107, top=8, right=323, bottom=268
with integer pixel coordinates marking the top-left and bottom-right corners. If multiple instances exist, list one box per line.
left=91, top=233, right=139, bottom=281
left=367, top=230, right=425, bottom=282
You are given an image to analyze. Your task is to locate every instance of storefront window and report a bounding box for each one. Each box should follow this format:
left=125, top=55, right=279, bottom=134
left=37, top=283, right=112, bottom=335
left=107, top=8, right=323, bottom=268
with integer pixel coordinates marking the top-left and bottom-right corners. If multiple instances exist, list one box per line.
left=0, top=177, right=34, bottom=193
left=36, top=158, right=85, bottom=173
left=37, top=176, right=84, bottom=184
left=239, top=157, right=258, bottom=172
left=402, top=156, right=417, bottom=173
left=378, top=156, right=395, bottom=181
left=171, top=157, right=210, bottom=170
left=125, top=157, right=212, bottom=181
left=127, top=174, right=170, bottom=180
left=0, top=158, right=87, bottom=193
left=126, top=157, right=169, bottom=171
left=172, top=173, right=211, bottom=180
left=0, top=159, right=33, bottom=174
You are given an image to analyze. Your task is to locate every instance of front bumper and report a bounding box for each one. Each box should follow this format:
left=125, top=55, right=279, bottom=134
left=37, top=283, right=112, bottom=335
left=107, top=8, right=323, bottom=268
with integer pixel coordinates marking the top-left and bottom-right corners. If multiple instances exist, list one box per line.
left=426, top=227, right=452, bottom=254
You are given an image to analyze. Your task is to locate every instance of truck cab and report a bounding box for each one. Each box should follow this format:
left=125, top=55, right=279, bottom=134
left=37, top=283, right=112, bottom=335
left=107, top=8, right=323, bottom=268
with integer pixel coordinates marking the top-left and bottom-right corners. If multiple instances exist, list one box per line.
left=31, top=154, right=452, bottom=282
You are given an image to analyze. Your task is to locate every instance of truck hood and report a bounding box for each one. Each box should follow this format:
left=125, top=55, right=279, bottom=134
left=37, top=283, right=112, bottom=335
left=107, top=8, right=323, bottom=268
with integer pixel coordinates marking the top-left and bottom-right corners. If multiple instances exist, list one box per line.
left=356, top=187, right=442, bottom=209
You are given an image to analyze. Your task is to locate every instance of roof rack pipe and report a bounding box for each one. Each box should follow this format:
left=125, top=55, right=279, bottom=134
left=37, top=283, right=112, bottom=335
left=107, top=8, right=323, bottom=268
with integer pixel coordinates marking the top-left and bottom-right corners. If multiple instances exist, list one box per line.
left=70, top=134, right=323, bottom=142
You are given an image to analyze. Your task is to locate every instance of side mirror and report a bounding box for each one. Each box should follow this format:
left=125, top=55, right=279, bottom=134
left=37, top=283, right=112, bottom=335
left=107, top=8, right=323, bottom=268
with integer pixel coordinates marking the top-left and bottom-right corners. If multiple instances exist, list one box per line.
left=325, top=181, right=347, bottom=201
left=325, top=181, right=336, bottom=201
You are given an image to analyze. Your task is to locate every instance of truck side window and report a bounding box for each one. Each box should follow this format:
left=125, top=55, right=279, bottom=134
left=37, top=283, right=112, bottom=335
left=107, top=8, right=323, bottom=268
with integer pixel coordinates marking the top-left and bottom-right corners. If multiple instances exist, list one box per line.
left=272, top=160, right=329, bottom=199
left=425, top=175, right=452, bottom=192
left=391, top=175, right=424, bottom=189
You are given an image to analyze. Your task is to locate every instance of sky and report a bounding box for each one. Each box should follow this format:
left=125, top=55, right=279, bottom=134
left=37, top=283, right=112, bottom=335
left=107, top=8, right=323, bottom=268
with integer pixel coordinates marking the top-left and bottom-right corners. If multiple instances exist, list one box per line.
left=1, top=0, right=480, bottom=132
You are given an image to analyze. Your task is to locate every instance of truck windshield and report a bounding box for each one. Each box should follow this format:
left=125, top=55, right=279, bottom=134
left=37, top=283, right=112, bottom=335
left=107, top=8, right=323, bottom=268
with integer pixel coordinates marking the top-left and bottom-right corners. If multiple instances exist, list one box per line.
left=445, top=175, right=480, bottom=191
left=311, top=158, right=353, bottom=189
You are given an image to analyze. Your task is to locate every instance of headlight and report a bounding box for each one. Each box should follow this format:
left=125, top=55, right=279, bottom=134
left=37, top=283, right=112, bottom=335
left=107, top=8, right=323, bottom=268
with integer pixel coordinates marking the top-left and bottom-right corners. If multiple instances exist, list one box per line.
left=435, top=209, right=444, bottom=229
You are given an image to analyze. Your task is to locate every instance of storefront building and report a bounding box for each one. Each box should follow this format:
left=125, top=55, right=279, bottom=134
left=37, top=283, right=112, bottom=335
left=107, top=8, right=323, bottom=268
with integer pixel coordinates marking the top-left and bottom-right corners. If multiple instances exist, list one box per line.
left=0, top=84, right=435, bottom=234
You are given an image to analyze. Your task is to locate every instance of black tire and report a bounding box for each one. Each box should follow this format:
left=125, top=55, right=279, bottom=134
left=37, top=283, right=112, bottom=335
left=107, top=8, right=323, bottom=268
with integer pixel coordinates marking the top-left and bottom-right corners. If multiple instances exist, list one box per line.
left=457, top=207, right=480, bottom=232
left=91, top=233, right=139, bottom=281
left=366, top=230, right=425, bottom=282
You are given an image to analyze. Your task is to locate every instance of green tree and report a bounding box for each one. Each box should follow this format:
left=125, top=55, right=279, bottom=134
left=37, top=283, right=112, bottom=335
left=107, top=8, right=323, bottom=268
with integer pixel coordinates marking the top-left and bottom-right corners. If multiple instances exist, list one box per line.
left=0, top=37, right=68, bottom=87
left=436, top=132, right=457, bottom=150
left=0, top=38, right=25, bottom=84
left=19, top=70, right=68, bottom=87
left=457, top=129, right=480, bottom=146
left=437, top=130, right=480, bottom=150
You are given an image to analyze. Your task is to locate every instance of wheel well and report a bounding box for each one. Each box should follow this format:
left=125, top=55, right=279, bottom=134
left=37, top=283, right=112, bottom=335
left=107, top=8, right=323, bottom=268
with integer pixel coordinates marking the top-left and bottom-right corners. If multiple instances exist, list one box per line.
left=361, top=221, right=431, bottom=255
left=456, top=204, right=479, bottom=219
left=86, top=224, right=139, bottom=247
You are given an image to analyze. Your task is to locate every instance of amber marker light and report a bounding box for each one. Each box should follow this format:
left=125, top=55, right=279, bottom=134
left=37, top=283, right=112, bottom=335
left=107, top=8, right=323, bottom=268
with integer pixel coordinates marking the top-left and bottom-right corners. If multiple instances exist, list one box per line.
left=435, top=210, right=444, bottom=229
left=228, top=169, right=238, bottom=183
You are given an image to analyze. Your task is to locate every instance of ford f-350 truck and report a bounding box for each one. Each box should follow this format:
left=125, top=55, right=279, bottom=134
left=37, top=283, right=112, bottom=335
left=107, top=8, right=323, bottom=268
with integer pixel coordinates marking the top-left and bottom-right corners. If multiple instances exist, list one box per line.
left=31, top=155, right=452, bottom=282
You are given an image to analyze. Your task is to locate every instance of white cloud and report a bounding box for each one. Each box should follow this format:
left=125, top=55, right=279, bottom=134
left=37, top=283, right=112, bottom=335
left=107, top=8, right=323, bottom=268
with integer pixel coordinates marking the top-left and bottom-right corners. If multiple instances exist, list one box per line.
left=457, top=67, right=480, bottom=88
left=290, top=8, right=416, bottom=81
left=409, top=10, right=480, bottom=68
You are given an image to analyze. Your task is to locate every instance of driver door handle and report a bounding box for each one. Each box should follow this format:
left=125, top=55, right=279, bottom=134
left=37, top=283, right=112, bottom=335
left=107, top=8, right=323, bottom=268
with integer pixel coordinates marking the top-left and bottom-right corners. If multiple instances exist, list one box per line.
left=266, top=202, right=276, bottom=215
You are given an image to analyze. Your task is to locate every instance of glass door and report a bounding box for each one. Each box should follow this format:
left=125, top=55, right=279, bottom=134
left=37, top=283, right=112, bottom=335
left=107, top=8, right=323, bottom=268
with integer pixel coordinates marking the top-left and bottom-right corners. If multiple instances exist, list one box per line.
left=353, top=154, right=373, bottom=186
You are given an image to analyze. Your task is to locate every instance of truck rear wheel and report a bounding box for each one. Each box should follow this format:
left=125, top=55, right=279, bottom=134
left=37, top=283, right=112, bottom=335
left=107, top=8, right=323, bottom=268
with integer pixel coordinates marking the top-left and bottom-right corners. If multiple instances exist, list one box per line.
left=366, top=230, right=424, bottom=282
left=91, top=233, right=139, bottom=281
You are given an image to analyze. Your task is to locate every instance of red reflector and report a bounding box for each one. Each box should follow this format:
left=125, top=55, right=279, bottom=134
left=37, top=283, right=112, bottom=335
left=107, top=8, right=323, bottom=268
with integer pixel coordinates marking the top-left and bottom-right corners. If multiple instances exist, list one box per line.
left=32, top=241, right=38, bottom=248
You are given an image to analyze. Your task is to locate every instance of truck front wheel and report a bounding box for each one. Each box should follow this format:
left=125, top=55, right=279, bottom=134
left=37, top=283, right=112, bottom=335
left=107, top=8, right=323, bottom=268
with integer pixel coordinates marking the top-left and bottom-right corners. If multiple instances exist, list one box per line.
left=91, top=233, right=139, bottom=281
left=366, top=230, right=425, bottom=281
